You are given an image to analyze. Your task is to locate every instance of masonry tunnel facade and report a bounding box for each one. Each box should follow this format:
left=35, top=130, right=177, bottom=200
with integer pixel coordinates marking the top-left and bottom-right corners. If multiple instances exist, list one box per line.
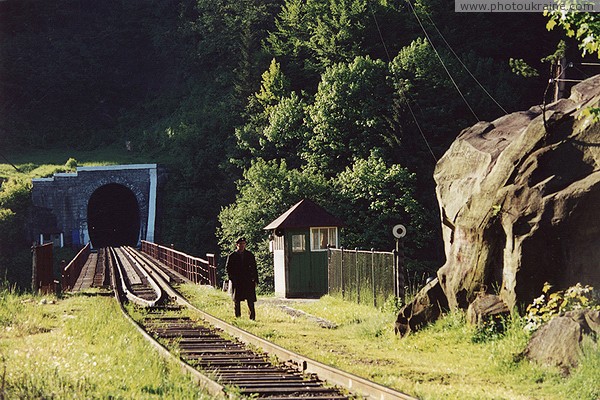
left=87, top=183, right=140, bottom=247
left=31, top=164, right=158, bottom=249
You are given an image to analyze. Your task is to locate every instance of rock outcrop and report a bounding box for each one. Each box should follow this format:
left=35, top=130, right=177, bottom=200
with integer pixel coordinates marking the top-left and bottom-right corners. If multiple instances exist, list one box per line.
left=435, top=76, right=600, bottom=311
left=466, top=293, right=509, bottom=327
left=395, top=278, right=448, bottom=336
left=522, top=309, right=600, bottom=374
left=397, top=75, right=600, bottom=335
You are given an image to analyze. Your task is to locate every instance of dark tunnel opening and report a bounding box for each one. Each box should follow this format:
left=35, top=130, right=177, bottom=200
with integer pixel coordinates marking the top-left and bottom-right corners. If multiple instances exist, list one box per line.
left=87, top=183, right=140, bottom=247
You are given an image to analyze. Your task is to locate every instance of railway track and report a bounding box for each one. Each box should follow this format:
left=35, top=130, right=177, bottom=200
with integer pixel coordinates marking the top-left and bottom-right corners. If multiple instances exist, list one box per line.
left=108, top=246, right=416, bottom=400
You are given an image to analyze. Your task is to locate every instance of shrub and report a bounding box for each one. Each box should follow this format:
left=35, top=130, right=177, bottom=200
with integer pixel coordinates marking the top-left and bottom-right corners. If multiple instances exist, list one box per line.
left=524, top=282, right=599, bottom=333
left=65, top=158, right=78, bottom=170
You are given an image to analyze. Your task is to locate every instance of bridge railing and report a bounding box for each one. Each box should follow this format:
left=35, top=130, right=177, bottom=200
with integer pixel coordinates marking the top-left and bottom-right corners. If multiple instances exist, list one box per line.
left=62, top=243, right=91, bottom=291
left=141, top=240, right=217, bottom=287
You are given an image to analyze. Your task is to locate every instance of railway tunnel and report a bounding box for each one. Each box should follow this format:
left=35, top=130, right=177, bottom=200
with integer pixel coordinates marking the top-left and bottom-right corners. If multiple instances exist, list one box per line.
left=30, top=164, right=160, bottom=249
left=87, top=183, right=140, bottom=247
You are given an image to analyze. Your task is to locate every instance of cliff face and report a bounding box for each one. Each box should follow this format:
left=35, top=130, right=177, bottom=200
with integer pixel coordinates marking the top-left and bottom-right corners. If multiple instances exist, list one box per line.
left=434, top=75, right=600, bottom=311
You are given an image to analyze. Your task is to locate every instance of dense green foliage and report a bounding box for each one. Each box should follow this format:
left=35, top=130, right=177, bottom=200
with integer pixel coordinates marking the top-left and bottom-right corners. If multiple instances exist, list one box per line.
left=0, top=0, right=582, bottom=289
left=546, top=7, right=600, bottom=57
left=0, top=178, right=32, bottom=282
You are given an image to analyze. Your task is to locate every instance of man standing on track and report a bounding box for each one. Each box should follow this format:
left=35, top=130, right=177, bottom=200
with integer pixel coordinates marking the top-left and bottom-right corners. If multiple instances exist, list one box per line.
left=225, top=237, right=258, bottom=320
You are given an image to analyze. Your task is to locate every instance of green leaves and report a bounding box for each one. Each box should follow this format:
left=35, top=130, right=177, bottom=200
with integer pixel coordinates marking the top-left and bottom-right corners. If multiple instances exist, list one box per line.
left=545, top=7, right=600, bottom=57
left=305, top=56, right=395, bottom=174
left=255, top=59, right=290, bottom=109
left=0, top=178, right=32, bottom=256
left=334, top=153, right=433, bottom=251
left=524, top=282, right=599, bottom=333
left=267, top=0, right=396, bottom=75
left=509, top=58, right=539, bottom=78
left=0, top=178, right=32, bottom=216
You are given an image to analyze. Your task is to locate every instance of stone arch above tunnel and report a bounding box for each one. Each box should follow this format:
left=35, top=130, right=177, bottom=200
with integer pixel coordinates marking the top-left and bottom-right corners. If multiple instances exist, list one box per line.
left=31, top=164, right=163, bottom=249
left=87, top=183, right=141, bottom=247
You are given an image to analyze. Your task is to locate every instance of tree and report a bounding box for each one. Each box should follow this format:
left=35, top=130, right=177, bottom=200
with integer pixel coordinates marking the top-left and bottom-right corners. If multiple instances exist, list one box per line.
left=262, top=92, right=311, bottom=168
left=545, top=9, right=600, bottom=57
left=235, top=58, right=293, bottom=162
left=304, top=56, right=397, bottom=174
left=332, top=153, right=434, bottom=261
left=266, top=0, right=408, bottom=89
left=544, top=9, right=600, bottom=120
left=189, top=0, right=282, bottom=100
left=217, top=159, right=328, bottom=291
left=255, top=59, right=291, bottom=109
left=0, top=178, right=32, bottom=271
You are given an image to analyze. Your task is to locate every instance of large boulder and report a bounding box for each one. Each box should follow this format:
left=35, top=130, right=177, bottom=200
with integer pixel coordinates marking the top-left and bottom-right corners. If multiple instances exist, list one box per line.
left=395, top=278, right=448, bottom=336
left=434, top=75, right=600, bottom=311
left=522, top=309, right=600, bottom=375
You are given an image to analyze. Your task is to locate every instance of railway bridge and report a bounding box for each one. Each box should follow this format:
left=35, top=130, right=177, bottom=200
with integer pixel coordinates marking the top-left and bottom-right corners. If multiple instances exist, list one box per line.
left=30, top=164, right=165, bottom=248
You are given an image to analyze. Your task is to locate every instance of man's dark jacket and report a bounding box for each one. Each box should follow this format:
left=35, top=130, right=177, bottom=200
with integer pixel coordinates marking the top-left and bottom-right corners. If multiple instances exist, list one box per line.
left=226, top=249, right=258, bottom=302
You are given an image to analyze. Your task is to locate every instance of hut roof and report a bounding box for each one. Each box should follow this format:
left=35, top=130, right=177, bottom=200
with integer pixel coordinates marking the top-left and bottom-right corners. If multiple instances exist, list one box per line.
left=264, top=198, right=344, bottom=230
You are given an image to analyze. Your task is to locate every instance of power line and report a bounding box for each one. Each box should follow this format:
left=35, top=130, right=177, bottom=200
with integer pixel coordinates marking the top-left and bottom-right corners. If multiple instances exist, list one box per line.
left=422, top=12, right=509, bottom=115
left=405, top=98, right=438, bottom=162
left=370, top=8, right=391, bottom=62
left=0, top=151, right=21, bottom=173
left=404, top=0, right=480, bottom=122
left=370, top=7, right=438, bottom=163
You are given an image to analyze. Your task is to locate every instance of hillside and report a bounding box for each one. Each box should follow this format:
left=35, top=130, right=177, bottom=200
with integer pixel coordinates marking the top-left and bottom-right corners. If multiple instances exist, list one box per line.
left=0, top=0, right=588, bottom=289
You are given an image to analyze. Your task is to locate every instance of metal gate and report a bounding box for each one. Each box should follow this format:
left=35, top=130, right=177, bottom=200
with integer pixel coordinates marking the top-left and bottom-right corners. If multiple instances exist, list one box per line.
left=32, top=243, right=54, bottom=294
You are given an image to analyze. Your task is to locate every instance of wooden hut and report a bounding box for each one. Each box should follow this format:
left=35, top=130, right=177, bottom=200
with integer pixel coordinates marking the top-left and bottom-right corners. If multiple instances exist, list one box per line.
left=264, top=199, right=343, bottom=298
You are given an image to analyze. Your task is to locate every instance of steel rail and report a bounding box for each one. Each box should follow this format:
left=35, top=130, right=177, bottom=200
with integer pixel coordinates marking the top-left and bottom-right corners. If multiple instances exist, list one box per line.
left=123, top=245, right=174, bottom=284
left=123, top=245, right=190, bottom=285
left=121, top=247, right=417, bottom=400
left=107, top=247, right=226, bottom=398
left=112, top=246, right=348, bottom=399
left=109, top=246, right=163, bottom=308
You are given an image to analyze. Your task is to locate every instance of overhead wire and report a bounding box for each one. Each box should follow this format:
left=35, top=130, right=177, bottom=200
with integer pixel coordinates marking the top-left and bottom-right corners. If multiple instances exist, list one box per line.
left=370, top=8, right=438, bottom=163
left=0, top=151, right=21, bottom=173
left=422, top=12, right=509, bottom=115
left=404, top=0, right=480, bottom=122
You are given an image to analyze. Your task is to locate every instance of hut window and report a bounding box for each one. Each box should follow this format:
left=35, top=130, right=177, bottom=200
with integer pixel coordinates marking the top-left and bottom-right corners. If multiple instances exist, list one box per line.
left=292, top=234, right=306, bottom=252
left=310, top=227, right=337, bottom=251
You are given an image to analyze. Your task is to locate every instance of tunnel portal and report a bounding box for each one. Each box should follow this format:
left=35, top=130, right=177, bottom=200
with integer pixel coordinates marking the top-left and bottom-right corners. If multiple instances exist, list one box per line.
left=87, top=183, right=140, bottom=247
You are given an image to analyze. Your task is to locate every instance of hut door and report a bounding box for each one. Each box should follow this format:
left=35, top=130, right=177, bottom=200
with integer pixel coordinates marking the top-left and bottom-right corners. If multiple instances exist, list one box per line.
left=287, top=230, right=310, bottom=296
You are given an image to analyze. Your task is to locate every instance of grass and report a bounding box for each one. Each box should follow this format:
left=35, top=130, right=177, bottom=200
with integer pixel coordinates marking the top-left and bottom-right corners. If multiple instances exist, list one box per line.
left=0, top=282, right=597, bottom=399
left=178, top=284, right=599, bottom=400
left=0, top=286, right=217, bottom=399
left=1, top=144, right=167, bottom=182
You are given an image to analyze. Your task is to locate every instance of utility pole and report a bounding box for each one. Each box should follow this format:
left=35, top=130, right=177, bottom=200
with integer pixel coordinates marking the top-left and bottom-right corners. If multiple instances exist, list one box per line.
left=554, top=56, right=567, bottom=102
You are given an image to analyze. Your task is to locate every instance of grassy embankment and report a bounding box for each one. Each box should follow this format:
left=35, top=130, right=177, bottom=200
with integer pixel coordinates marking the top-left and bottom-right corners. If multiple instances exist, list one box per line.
left=1, top=145, right=165, bottom=181
left=2, top=282, right=596, bottom=400
left=0, top=287, right=216, bottom=399
left=178, top=284, right=599, bottom=400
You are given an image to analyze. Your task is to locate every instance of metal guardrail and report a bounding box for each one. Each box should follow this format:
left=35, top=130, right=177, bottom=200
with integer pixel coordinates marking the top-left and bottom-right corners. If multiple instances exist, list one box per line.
left=140, top=240, right=217, bottom=286
left=61, top=243, right=91, bottom=291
